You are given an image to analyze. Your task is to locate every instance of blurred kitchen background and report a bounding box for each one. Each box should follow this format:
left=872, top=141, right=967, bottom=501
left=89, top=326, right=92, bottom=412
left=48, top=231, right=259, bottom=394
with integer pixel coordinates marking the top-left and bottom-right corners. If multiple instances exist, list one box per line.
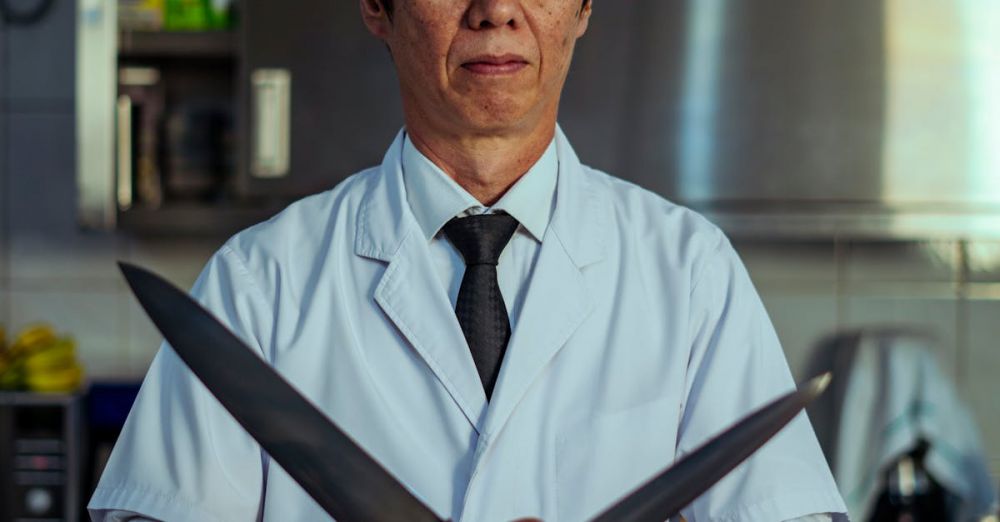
left=1, top=0, right=1000, bottom=520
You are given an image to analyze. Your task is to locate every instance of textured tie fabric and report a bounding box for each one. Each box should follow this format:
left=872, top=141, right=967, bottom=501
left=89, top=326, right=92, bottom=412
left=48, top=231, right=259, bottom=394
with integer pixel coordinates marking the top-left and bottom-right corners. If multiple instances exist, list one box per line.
left=442, top=213, right=520, bottom=400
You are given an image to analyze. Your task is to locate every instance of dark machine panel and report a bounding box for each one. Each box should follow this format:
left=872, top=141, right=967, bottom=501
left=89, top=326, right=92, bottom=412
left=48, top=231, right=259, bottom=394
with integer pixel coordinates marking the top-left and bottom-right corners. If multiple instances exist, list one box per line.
left=0, top=394, right=82, bottom=522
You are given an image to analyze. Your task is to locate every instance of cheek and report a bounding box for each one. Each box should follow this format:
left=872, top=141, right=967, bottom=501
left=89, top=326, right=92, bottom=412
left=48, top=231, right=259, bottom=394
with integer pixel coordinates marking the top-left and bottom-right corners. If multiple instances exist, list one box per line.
left=542, top=26, right=577, bottom=76
left=535, top=7, right=582, bottom=70
left=396, top=25, right=453, bottom=87
left=405, top=5, right=461, bottom=52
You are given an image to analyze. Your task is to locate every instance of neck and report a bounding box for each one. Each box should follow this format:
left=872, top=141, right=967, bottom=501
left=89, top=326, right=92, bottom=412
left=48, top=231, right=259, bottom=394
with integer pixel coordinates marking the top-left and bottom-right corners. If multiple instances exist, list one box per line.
left=405, top=122, right=555, bottom=206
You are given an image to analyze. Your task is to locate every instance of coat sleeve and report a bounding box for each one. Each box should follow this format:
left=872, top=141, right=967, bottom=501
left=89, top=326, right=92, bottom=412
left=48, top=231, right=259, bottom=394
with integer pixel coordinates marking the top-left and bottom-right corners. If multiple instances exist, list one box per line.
left=88, top=244, right=273, bottom=522
left=677, top=235, right=848, bottom=522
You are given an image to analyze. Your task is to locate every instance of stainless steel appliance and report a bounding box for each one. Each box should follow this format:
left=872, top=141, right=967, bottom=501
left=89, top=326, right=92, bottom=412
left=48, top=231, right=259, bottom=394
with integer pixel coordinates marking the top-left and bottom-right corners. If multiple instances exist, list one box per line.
left=618, top=0, right=1000, bottom=239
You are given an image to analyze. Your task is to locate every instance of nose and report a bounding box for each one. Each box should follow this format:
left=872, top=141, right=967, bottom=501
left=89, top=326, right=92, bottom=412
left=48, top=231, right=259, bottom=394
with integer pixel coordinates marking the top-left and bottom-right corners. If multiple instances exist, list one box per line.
left=466, top=0, right=522, bottom=30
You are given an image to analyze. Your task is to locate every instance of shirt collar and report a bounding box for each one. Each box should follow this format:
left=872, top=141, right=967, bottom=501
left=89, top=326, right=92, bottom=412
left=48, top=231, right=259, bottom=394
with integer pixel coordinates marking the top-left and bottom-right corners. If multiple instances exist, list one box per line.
left=402, top=132, right=558, bottom=243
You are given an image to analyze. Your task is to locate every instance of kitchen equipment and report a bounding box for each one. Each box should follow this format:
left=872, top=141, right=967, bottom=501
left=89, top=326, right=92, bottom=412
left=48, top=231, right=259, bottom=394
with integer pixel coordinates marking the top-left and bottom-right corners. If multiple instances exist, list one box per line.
left=79, top=1, right=1000, bottom=238
left=0, top=393, right=84, bottom=522
left=163, top=96, right=232, bottom=201
left=805, top=328, right=998, bottom=520
left=117, top=66, right=166, bottom=209
left=623, top=0, right=1000, bottom=239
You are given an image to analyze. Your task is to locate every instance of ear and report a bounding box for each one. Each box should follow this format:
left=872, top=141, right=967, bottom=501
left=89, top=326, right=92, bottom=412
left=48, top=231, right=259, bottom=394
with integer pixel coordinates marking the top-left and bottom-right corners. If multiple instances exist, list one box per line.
left=575, top=0, right=592, bottom=38
left=360, top=0, right=392, bottom=39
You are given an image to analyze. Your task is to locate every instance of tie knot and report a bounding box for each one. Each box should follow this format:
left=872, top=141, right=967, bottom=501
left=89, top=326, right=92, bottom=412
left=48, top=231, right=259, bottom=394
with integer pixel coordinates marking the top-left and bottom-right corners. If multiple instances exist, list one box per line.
left=443, top=214, right=519, bottom=266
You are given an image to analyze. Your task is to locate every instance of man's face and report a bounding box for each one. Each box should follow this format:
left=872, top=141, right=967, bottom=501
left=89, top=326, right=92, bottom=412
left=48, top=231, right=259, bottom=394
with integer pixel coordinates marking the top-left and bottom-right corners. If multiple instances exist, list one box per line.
left=363, top=0, right=591, bottom=136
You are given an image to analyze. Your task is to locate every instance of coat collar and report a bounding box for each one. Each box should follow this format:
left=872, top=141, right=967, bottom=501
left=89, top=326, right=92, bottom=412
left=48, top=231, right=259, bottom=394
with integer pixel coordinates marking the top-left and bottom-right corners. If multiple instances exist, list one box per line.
left=353, top=130, right=410, bottom=263
left=355, top=126, right=606, bottom=267
left=548, top=125, right=607, bottom=268
left=402, top=131, right=558, bottom=243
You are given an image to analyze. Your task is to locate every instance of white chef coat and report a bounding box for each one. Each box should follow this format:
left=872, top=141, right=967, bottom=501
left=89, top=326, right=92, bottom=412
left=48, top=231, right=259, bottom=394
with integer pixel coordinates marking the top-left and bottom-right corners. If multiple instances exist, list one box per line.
left=89, top=127, right=847, bottom=521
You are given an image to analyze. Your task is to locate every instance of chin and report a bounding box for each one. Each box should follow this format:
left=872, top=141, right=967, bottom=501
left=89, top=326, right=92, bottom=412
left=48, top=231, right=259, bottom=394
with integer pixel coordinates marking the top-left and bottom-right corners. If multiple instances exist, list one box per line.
left=457, top=94, right=536, bottom=133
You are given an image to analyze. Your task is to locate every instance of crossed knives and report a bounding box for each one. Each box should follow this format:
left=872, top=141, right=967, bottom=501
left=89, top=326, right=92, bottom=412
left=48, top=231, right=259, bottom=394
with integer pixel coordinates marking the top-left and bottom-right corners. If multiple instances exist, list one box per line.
left=120, top=262, right=831, bottom=522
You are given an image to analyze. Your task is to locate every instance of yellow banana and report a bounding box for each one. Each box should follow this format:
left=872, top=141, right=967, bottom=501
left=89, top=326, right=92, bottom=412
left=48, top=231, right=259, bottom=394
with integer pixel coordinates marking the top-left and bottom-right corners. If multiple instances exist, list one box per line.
left=1, top=325, right=86, bottom=392
left=10, top=324, right=58, bottom=357
left=23, top=339, right=77, bottom=373
left=0, top=365, right=25, bottom=390
left=25, top=364, right=83, bottom=393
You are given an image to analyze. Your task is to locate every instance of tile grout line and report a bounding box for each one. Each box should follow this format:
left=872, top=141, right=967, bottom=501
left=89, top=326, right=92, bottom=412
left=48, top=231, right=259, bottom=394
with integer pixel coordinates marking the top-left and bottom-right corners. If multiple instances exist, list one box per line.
left=119, top=236, right=135, bottom=377
left=955, top=240, right=969, bottom=387
left=833, top=237, right=847, bottom=329
left=1, top=20, right=9, bottom=330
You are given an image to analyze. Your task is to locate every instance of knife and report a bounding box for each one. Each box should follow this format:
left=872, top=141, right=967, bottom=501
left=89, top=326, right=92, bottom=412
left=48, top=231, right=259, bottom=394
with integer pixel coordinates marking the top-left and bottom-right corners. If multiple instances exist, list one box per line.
left=119, top=262, right=443, bottom=522
left=121, top=261, right=829, bottom=522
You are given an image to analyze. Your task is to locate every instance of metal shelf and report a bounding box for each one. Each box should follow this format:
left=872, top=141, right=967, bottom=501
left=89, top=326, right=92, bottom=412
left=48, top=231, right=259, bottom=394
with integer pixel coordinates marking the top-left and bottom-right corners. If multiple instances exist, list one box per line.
left=698, top=204, right=1000, bottom=241
left=118, top=30, right=237, bottom=59
left=117, top=202, right=285, bottom=237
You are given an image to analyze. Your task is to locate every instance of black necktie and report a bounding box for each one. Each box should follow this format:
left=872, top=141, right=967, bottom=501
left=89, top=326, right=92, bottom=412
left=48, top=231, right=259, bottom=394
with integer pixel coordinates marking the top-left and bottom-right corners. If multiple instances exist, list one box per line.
left=442, top=213, right=520, bottom=401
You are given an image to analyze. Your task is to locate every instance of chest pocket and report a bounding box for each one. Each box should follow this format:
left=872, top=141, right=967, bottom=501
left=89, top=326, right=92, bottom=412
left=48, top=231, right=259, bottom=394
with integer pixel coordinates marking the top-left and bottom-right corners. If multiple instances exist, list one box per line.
left=555, top=394, right=678, bottom=521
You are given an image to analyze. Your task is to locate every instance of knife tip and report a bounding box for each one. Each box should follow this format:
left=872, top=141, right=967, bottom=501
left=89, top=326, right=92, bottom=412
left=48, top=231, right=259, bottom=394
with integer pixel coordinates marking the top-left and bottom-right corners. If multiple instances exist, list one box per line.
left=805, top=372, right=833, bottom=397
left=117, top=262, right=154, bottom=294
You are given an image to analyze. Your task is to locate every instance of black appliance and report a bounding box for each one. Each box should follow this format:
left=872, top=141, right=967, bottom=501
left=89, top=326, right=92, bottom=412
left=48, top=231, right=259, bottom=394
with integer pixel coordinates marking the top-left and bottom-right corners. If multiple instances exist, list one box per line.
left=0, top=393, right=83, bottom=522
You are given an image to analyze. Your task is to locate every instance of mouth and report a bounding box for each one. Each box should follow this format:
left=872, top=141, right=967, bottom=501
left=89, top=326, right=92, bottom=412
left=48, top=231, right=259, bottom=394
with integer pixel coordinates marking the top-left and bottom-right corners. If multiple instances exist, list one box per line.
left=461, top=54, right=529, bottom=76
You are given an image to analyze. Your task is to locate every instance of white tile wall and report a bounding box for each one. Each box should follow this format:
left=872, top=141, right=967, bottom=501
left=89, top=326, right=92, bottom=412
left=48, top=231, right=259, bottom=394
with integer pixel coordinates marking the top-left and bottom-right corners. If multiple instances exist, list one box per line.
left=845, top=241, right=959, bottom=283
left=6, top=112, right=126, bottom=286
left=3, top=238, right=222, bottom=380
left=126, top=237, right=220, bottom=289
left=7, top=288, right=127, bottom=379
left=739, top=242, right=842, bottom=381
left=968, top=241, right=1000, bottom=283
left=842, top=296, right=960, bottom=380
left=9, top=235, right=125, bottom=289
left=757, top=292, right=839, bottom=381
left=124, top=237, right=220, bottom=375
left=124, top=291, right=163, bottom=377
left=736, top=241, right=839, bottom=286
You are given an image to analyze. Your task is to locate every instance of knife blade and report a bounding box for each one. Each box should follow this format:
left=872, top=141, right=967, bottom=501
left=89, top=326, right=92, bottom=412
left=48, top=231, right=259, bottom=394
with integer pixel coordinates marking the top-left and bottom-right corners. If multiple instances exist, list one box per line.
left=119, top=262, right=443, bottom=522
left=590, top=373, right=832, bottom=522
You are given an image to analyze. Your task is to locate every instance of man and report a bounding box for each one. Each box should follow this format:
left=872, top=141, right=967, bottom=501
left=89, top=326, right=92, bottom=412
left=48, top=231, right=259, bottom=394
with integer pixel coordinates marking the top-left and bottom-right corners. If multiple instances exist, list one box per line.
left=90, top=1, right=847, bottom=520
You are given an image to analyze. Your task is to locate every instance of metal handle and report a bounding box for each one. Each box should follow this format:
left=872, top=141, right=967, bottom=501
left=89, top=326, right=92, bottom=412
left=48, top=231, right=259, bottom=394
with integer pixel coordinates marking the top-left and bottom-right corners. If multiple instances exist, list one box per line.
left=115, top=94, right=133, bottom=210
left=76, top=0, right=117, bottom=229
left=251, top=68, right=291, bottom=178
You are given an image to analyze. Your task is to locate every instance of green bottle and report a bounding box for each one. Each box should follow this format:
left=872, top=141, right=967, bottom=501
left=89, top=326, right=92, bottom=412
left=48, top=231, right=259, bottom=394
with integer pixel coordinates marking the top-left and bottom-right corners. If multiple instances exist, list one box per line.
left=163, top=0, right=209, bottom=31
left=205, top=0, right=232, bottom=29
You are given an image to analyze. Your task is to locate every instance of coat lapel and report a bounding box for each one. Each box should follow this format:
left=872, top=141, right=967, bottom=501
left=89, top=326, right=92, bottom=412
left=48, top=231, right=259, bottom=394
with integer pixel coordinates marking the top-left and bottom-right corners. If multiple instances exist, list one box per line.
left=355, top=131, right=488, bottom=433
left=479, top=128, right=609, bottom=443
